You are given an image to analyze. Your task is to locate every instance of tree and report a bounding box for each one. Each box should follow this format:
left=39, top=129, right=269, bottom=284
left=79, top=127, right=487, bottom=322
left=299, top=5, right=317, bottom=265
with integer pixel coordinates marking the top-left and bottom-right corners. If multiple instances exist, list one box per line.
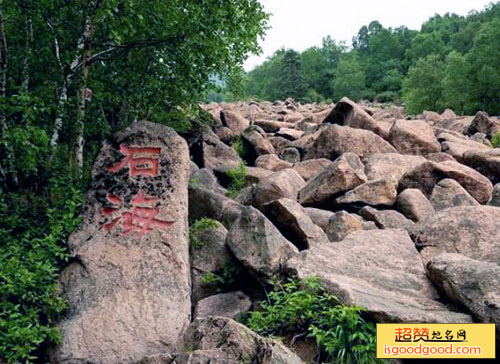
left=440, top=51, right=472, bottom=114
left=276, top=49, right=306, bottom=100
left=331, top=55, right=366, bottom=102
left=403, top=54, right=444, bottom=114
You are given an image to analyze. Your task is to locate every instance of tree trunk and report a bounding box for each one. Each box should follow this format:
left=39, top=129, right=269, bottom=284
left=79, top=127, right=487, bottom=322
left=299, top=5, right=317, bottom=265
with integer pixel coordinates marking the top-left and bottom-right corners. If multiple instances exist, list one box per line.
left=0, top=0, right=7, bottom=130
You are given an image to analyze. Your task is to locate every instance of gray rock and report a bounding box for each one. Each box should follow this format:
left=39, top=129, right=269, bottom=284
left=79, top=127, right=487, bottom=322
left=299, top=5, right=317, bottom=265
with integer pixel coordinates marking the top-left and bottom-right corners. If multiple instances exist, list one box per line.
left=489, top=183, right=500, bottom=207
left=427, top=253, right=500, bottom=328
left=286, top=229, right=471, bottom=323
left=430, top=178, right=479, bottom=211
left=194, top=291, right=252, bottom=320
left=336, top=178, right=398, bottom=206
left=52, top=121, right=191, bottom=364
left=279, top=147, right=301, bottom=163
left=227, top=206, right=298, bottom=277
left=298, top=153, right=367, bottom=207
left=358, top=206, right=415, bottom=230
left=462, top=148, right=500, bottom=184
left=261, top=198, right=329, bottom=250
left=410, top=206, right=500, bottom=265
left=304, top=207, right=334, bottom=232
left=396, top=189, right=435, bottom=222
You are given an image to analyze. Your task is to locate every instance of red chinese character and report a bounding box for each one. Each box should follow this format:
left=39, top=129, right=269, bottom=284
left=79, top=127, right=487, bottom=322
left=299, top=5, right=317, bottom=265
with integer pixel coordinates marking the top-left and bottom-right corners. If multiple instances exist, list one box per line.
left=102, top=190, right=174, bottom=237
left=395, top=327, right=412, bottom=342
left=107, top=144, right=161, bottom=177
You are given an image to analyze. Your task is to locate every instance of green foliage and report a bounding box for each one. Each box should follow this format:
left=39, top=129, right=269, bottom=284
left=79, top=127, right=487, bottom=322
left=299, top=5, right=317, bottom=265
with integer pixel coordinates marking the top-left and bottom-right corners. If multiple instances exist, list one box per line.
left=0, top=187, right=83, bottom=363
left=331, top=55, right=366, bottom=102
left=226, top=161, right=247, bottom=198
left=244, top=277, right=380, bottom=364
left=189, top=218, right=221, bottom=249
left=200, top=259, right=243, bottom=293
left=491, top=132, right=500, bottom=148
left=232, top=136, right=247, bottom=160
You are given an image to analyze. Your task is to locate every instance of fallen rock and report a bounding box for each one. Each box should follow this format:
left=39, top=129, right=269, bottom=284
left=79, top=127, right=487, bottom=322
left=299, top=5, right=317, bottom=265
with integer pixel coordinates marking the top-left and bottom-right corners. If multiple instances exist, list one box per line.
left=429, top=178, right=479, bottom=211
left=426, top=152, right=457, bottom=163
left=305, top=124, right=397, bottom=162
left=398, top=161, right=493, bottom=204
left=364, top=153, right=427, bottom=181
left=242, top=125, right=276, bottom=162
left=410, top=206, right=500, bottom=264
left=462, top=149, right=500, bottom=184
left=275, top=128, right=304, bottom=141
left=388, top=120, right=441, bottom=156
left=190, top=168, right=226, bottom=195
left=194, top=291, right=252, bottom=320
left=396, top=189, right=435, bottom=222
left=304, top=207, right=334, bottom=232
left=427, top=253, right=500, bottom=327
left=286, top=229, right=471, bottom=323
left=441, top=108, right=457, bottom=120
left=215, top=126, right=235, bottom=145
left=336, top=178, right=398, bottom=206
left=52, top=121, right=191, bottom=364
left=489, top=183, right=500, bottom=207
left=467, top=111, right=500, bottom=138
left=325, top=211, right=375, bottom=241
left=279, top=147, right=301, bottom=163
left=255, top=154, right=293, bottom=171
left=292, top=159, right=332, bottom=181
left=180, top=317, right=305, bottom=364
left=227, top=206, right=298, bottom=277
left=194, top=128, right=240, bottom=170
left=359, top=206, right=415, bottom=230
left=221, top=109, right=250, bottom=134
left=190, top=222, right=231, bottom=303
left=269, top=136, right=292, bottom=155
left=255, top=120, right=294, bottom=133
left=298, top=153, right=367, bottom=207
left=261, top=198, right=329, bottom=250
left=253, top=169, right=306, bottom=208
left=322, top=97, right=380, bottom=135
left=438, top=130, right=489, bottom=161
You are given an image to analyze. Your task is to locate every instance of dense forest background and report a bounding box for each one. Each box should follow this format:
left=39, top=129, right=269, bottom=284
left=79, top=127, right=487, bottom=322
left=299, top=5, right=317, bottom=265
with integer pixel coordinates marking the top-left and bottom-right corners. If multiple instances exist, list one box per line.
left=211, top=2, right=500, bottom=116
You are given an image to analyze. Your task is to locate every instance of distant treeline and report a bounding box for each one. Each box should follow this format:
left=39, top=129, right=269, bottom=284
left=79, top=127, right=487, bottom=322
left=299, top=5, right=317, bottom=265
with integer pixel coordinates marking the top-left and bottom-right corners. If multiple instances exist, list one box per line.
left=225, top=2, right=500, bottom=115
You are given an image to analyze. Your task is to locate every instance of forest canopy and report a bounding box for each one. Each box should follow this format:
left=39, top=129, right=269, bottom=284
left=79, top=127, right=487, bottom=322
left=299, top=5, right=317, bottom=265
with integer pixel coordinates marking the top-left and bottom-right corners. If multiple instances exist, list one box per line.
left=241, top=2, right=500, bottom=116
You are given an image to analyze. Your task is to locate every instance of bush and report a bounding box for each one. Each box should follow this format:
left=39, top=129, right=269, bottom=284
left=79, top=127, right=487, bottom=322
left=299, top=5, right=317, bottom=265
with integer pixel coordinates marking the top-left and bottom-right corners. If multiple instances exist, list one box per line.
left=243, top=277, right=381, bottom=364
left=200, top=259, right=243, bottom=293
left=226, top=161, right=247, bottom=198
left=491, top=132, right=500, bottom=148
left=189, top=218, right=221, bottom=249
left=0, top=188, right=82, bottom=363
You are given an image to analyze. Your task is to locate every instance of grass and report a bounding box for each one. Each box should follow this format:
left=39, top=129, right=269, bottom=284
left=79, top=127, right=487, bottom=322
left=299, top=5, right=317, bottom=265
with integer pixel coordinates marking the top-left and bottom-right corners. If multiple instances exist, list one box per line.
left=189, top=218, right=221, bottom=249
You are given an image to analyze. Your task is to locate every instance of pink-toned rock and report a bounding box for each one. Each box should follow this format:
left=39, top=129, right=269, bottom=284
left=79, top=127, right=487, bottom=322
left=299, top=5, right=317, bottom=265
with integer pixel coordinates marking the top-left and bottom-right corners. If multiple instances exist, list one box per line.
left=364, top=153, right=427, bottom=181
left=304, top=207, right=334, bottom=232
left=388, top=119, right=441, bottom=156
left=292, top=158, right=333, bottom=181
left=325, top=211, right=376, bottom=241
left=462, top=149, right=500, bottom=184
left=411, top=206, right=500, bottom=265
left=398, top=161, right=493, bottom=204
left=52, top=121, right=191, bottom=364
left=437, top=130, right=489, bottom=161
left=269, top=136, right=292, bottom=155
left=430, top=178, right=479, bottom=211
left=323, top=97, right=381, bottom=135
left=255, top=154, right=293, bottom=171
left=358, top=206, right=415, bottom=231
left=286, top=229, right=471, bottom=323
left=305, top=124, right=397, bottom=162
left=467, top=111, right=500, bottom=138
left=336, top=177, right=398, bottom=206
left=194, top=291, right=252, bottom=320
left=396, top=189, right=435, bottom=222
left=253, top=169, right=306, bottom=208
left=221, top=109, right=250, bottom=134
left=197, top=128, right=240, bottom=170
left=275, top=128, right=304, bottom=141
left=426, top=152, right=457, bottom=163
left=254, top=120, right=294, bottom=133
left=298, top=153, right=367, bottom=207
left=215, top=126, right=235, bottom=144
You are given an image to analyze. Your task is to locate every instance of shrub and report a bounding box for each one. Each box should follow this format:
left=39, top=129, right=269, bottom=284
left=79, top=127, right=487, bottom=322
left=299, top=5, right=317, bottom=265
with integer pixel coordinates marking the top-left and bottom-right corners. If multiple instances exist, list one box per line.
left=232, top=136, right=247, bottom=160
left=200, top=259, right=243, bottom=293
left=243, top=277, right=381, bottom=364
left=491, top=132, right=500, bottom=148
left=189, top=218, right=221, bottom=249
left=226, top=161, right=247, bottom=198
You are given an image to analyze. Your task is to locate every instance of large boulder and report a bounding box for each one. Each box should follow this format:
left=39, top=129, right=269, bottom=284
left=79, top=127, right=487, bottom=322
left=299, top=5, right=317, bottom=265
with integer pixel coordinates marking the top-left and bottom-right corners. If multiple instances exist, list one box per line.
left=255, top=154, right=293, bottom=172
left=437, top=130, right=489, bottom=162
left=194, top=128, right=240, bottom=170
left=429, top=178, right=479, bottom=211
left=462, top=149, right=500, bottom=184
left=193, top=292, right=252, bottom=320
left=227, top=206, right=298, bottom=277
left=325, top=211, right=375, bottom=242
left=188, top=186, right=244, bottom=227
left=292, top=159, right=333, bottom=181
left=336, top=177, right=398, bottom=206
left=388, top=120, right=441, bottom=156
left=221, top=109, right=250, bottom=134
left=427, top=253, right=500, bottom=328
left=322, top=97, right=381, bottom=135
left=467, top=111, right=500, bottom=138
left=410, top=206, right=500, bottom=265
left=304, top=207, right=334, bottom=232
left=52, top=121, right=191, bottom=364
left=286, top=229, right=471, bottom=323
left=253, top=169, right=306, bottom=208
left=179, top=317, right=304, bottom=364
left=364, top=153, right=427, bottom=181
left=358, top=206, right=415, bottom=231
left=398, top=160, right=493, bottom=204
left=305, top=124, right=397, bottom=162
left=298, top=153, right=367, bottom=207
left=489, top=183, right=500, bottom=207
left=261, top=198, right=329, bottom=250
left=396, top=189, right=435, bottom=222
left=242, top=125, right=276, bottom=161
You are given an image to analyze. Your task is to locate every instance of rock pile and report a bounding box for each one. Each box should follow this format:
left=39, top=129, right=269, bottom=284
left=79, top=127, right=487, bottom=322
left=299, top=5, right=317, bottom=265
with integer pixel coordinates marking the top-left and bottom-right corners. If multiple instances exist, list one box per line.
left=53, top=99, right=500, bottom=363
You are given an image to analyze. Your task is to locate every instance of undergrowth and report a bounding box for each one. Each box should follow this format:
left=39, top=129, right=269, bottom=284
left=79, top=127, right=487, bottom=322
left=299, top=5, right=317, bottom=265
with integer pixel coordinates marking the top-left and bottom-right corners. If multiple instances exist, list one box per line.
left=189, top=218, right=221, bottom=249
left=226, top=161, right=247, bottom=198
left=243, top=277, right=382, bottom=364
